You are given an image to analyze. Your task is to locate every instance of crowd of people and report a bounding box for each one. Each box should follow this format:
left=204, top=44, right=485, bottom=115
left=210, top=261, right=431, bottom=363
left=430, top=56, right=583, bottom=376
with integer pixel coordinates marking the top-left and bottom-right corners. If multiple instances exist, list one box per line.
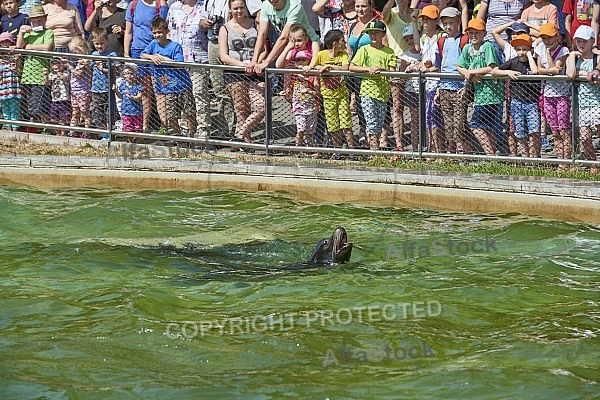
left=0, top=0, right=598, bottom=167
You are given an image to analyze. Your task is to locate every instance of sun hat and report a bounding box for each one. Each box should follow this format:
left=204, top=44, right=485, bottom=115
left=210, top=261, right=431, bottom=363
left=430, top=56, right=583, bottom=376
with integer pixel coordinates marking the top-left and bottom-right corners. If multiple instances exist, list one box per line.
left=506, top=22, right=529, bottom=35
left=539, top=22, right=559, bottom=37
left=27, top=4, right=47, bottom=18
left=418, top=5, right=440, bottom=20
left=293, top=49, right=312, bottom=60
left=402, top=25, right=414, bottom=38
left=510, top=33, right=532, bottom=48
left=573, top=25, right=595, bottom=40
left=465, top=18, right=486, bottom=32
left=0, top=32, right=15, bottom=43
left=439, top=7, right=461, bottom=19
left=362, top=19, right=386, bottom=34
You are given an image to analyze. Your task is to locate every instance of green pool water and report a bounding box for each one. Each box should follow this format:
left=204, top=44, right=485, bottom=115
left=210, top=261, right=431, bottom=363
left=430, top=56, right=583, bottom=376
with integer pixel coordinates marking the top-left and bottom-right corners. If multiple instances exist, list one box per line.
left=0, top=186, right=598, bottom=399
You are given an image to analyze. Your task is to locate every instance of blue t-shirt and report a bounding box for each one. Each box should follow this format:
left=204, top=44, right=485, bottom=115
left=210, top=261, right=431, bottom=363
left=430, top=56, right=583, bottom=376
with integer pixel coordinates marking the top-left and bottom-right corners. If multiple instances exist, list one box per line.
left=118, top=80, right=143, bottom=116
left=1, top=13, right=28, bottom=38
left=437, top=35, right=467, bottom=91
left=125, top=1, right=169, bottom=55
left=142, top=39, right=192, bottom=94
left=91, top=50, right=117, bottom=93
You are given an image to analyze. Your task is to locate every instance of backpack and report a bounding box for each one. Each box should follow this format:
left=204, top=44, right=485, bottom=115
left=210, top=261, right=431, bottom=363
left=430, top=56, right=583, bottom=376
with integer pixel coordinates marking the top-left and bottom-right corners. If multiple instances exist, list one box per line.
left=438, top=33, right=469, bottom=57
left=130, top=0, right=162, bottom=22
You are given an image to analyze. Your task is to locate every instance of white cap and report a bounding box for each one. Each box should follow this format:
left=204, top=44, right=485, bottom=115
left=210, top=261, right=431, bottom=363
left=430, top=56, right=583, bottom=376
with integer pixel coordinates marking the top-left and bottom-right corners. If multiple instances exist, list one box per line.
left=402, top=25, right=414, bottom=38
left=574, top=25, right=595, bottom=40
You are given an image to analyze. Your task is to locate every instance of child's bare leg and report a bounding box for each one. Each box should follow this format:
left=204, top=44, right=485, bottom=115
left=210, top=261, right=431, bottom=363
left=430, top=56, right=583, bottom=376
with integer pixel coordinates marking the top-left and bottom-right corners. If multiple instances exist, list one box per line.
left=296, top=130, right=304, bottom=147
left=560, top=129, right=571, bottom=159
left=517, top=137, right=529, bottom=157
left=508, top=127, right=517, bottom=157
left=473, top=128, right=496, bottom=155
left=187, top=115, right=197, bottom=138
left=344, top=129, right=356, bottom=148
left=169, top=117, right=181, bottom=135
left=580, top=126, right=597, bottom=161
left=391, top=83, right=404, bottom=149
left=82, top=111, right=91, bottom=128
left=141, top=75, right=153, bottom=131
left=410, top=106, right=419, bottom=151
left=529, top=132, right=541, bottom=158
left=369, top=134, right=379, bottom=151
left=70, top=107, right=80, bottom=127
left=331, top=130, right=342, bottom=148
left=156, top=93, right=167, bottom=128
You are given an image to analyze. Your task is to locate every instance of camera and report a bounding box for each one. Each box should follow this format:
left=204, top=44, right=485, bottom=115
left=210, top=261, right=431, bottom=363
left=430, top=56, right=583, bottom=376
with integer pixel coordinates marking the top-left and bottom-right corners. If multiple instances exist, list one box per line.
left=209, top=15, right=224, bottom=37
left=101, top=0, right=109, bottom=6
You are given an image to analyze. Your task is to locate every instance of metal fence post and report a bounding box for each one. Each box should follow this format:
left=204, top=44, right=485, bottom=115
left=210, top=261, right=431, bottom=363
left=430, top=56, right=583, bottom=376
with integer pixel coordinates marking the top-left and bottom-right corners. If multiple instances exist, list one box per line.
left=570, top=80, right=579, bottom=162
left=418, top=71, right=426, bottom=159
left=107, top=56, right=114, bottom=143
left=264, top=68, right=272, bottom=156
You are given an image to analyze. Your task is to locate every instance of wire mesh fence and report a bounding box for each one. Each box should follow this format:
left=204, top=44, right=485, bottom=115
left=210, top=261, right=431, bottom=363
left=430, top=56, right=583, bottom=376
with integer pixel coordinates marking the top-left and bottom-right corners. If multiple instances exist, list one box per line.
left=0, top=47, right=599, bottom=170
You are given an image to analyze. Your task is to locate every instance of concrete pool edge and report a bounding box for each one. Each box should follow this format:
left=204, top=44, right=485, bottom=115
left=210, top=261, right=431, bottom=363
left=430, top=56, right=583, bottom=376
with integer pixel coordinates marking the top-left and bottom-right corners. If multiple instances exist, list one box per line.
left=0, top=161, right=599, bottom=223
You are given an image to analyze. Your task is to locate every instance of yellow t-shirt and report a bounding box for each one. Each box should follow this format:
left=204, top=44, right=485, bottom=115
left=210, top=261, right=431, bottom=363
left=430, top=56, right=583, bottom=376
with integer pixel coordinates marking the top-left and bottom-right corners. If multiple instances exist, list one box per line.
left=314, top=49, right=350, bottom=99
left=385, top=10, right=411, bottom=57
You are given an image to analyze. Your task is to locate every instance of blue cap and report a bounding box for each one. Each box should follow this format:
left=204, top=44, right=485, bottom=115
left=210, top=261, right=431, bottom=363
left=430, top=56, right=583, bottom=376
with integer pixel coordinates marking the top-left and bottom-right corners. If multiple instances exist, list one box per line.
left=402, top=25, right=414, bottom=37
left=507, top=22, right=529, bottom=35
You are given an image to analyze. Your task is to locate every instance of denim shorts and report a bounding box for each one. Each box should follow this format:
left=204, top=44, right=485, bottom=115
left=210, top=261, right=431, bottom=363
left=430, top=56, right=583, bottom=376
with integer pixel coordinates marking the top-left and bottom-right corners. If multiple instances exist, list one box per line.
left=469, top=103, right=502, bottom=131
left=510, top=99, right=540, bottom=139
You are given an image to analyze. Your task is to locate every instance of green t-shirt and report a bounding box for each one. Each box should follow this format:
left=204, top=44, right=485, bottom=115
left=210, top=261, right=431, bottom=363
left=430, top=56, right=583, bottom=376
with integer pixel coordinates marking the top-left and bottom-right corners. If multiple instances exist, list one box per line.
left=314, top=49, right=349, bottom=99
left=21, top=28, right=55, bottom=85
left=351, top=44, right=397, bottom=102
left=260, top=0, right=319, bottom=43
left=456, top=41, right=504, bottom=105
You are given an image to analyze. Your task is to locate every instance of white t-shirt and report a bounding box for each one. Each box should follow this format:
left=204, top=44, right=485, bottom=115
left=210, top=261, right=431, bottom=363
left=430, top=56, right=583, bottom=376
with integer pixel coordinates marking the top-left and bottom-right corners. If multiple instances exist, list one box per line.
left=535, top=42, right=569, bottom=97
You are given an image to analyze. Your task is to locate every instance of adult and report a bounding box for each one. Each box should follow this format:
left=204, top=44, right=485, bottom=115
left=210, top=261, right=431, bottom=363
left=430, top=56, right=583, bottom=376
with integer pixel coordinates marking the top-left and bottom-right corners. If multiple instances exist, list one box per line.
left=200, top=0, right=261, bottom=139
left=476, top=0, right=531, bottom=60
left=166, top=0, right=210, bottom=137
left=219, top=0, right=266, bottom=143
left=312, top=0, right=357, bottom=41
left=382, top=0, right=412, bottom=149
left=346, top=0, right=381, bottom=146
left=302, top=0, right=322, bottom=37
left=43, top=0, right=85, bottom=52
left=85, top=0, right=125, bottom=56
left=247, top=0, right=320, bottom=74
left=124, top=0, right=168, bottom=132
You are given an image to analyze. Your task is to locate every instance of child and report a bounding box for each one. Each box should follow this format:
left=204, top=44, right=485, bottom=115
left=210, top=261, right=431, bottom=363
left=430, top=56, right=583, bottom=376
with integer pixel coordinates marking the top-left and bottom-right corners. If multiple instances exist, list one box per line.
left=1, top=0, right=28, bottom=38
left=276, top=25, right=320, bottom=148
left=398, top=25, right=421, bottom=152
left=435, top=6, right=470, bottom=154
left=0, top=31, right=21, bottom=130
left=15, top=4, right=54, bottom=126
left=115, top=64, right=143, bottom=133
left=308, top=29, right=355, bottom=150
left=67, top=37, right=92, bottom=137
left=414, top=4, right=444, bottom=153
left=90, top=27, right=117, bottom=131
left=141, top=17, right=197, bottom=136
left=566, top=25, right=598, bottom=172
left=492, top=34, right=542, bottom=158
left=456, top=18, right=504, bottom=156
left=43, top=57, right=70, bottom=135
left=491, top=21, right=529, bottom=65
left=349, top=19, right=397, bottom=151
left=535, top=22, right=570, bottom=163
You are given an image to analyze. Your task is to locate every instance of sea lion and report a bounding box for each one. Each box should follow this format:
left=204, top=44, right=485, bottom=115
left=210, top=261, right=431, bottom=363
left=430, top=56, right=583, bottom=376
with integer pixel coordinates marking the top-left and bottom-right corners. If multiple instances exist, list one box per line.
left=309, top=227, right=353, bottom=265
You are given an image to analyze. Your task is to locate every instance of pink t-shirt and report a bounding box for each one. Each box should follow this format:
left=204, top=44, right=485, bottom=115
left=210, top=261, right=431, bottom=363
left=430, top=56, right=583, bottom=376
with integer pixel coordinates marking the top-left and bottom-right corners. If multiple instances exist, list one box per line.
left=43, top=2, right=84, bottom=48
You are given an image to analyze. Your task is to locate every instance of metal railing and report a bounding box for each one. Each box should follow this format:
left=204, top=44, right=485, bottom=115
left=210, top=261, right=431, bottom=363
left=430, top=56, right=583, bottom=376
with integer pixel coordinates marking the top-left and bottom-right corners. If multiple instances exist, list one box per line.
left=0, top=47, right=598, bottom=169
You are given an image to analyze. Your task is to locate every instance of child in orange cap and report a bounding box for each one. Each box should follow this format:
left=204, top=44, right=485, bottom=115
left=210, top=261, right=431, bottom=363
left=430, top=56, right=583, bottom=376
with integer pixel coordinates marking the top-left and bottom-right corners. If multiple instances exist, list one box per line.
left=457, top=18, right=504, bottom=156
left=413, top=4, right=445, bottom=153
left=492, top=33, right=541, bottom=158
left=535, top=22, right=570, bottom=165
